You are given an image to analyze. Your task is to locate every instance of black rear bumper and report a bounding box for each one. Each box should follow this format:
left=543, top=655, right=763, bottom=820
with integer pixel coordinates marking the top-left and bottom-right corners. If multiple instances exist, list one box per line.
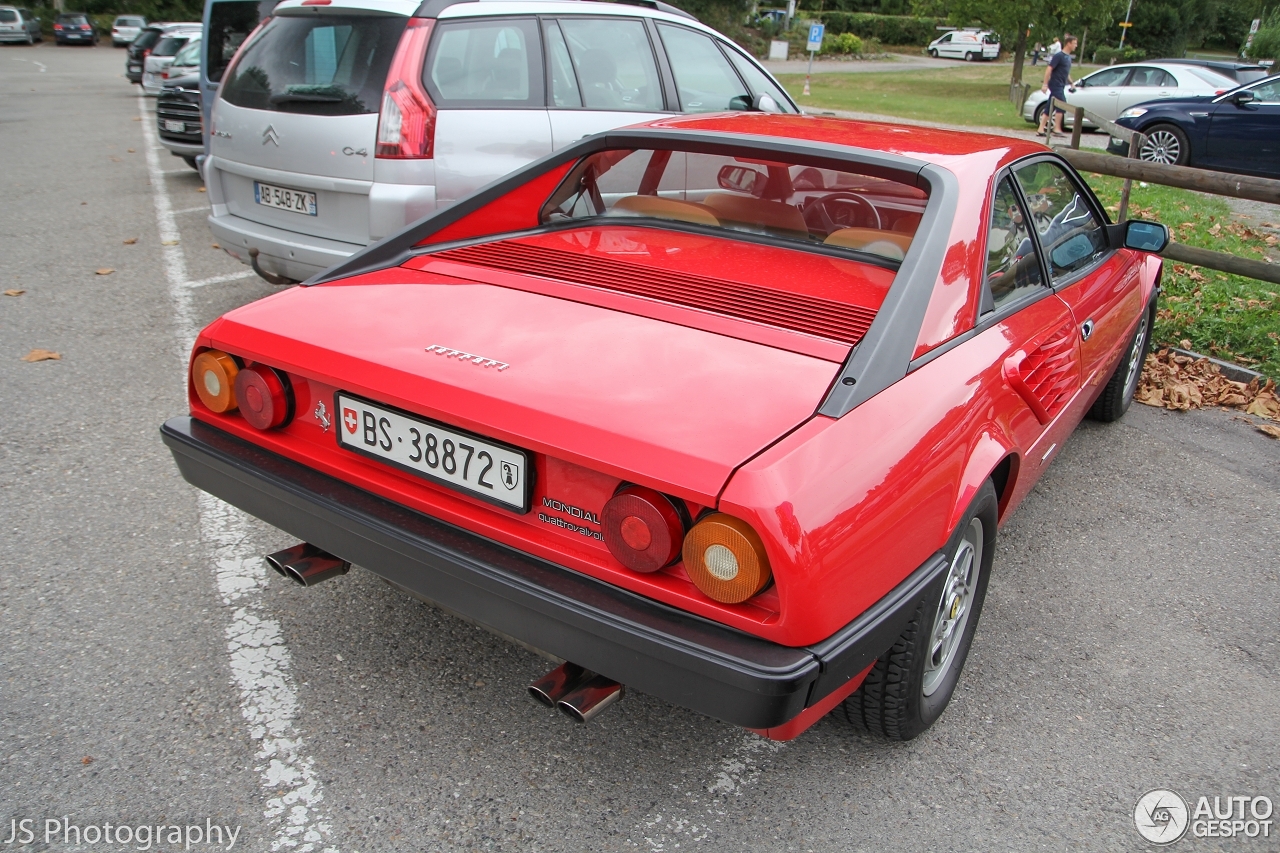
left=161, top=416, right=947, bottom=729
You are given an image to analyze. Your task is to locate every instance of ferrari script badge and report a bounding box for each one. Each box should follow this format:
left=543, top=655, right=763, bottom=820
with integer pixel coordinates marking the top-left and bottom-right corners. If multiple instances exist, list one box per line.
left=424, top=344, right=509, bottom=371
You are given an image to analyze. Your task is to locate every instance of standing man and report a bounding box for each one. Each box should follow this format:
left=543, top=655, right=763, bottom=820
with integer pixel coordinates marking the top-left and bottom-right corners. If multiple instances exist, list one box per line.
left=1037, top=34, right=1076, bottom=137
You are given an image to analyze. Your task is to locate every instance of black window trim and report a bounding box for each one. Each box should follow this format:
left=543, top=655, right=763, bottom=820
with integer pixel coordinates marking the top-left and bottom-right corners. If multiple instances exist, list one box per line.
left=422, top=14, right=547, bottom=111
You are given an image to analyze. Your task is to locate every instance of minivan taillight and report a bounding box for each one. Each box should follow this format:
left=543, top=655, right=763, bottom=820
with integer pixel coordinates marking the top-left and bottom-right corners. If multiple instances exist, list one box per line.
left=376, top=17, right=435, bottom=159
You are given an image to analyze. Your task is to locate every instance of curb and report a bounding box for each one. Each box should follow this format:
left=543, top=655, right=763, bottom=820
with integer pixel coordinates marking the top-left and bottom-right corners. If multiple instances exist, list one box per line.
left=1163, top=346, right=1270, bottom=385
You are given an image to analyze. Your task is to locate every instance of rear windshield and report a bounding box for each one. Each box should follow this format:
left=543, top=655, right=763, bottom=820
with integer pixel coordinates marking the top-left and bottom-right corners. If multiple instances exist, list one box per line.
left=0, top=9, right=18, bottom=22
left=220, top=13, right=407, bottom=116
left=153, top=35, right=191, bottom=56
left=59, top=14, right=88, bottom=24
left=543, top=148, right=928, bottom=263
left=134, top=28, right=162, bottom=49
left=1238, top=69, right=1270, bottom=83
left=115, top=16, right=145, bottom=25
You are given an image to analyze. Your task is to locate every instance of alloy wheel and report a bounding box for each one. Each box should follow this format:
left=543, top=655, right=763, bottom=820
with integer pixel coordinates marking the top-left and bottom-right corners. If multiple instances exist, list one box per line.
left=922, top=517, right=984, bottom=697
left=1139, top=130, right=1181, bottom=165
left=1123, top=307, right=1149, bottom=402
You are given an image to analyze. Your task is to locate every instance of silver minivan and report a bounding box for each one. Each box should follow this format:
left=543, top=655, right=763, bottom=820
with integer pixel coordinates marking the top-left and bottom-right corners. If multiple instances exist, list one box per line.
left=205, top=0, right=798, bottom=282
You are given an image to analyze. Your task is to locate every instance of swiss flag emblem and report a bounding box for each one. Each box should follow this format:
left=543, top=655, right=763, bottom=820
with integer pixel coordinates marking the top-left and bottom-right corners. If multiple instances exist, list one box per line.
left=343, top=408, right=358, bottom=434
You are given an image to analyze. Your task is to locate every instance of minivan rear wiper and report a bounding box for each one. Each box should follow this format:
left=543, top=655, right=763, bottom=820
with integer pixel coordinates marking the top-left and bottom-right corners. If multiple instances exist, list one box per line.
left=269, top=92, right=345, bottom=105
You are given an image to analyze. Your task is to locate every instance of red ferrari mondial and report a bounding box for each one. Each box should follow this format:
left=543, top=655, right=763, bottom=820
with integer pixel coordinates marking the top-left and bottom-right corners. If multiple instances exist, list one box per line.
left=163, top=114, right=1169, bottom=740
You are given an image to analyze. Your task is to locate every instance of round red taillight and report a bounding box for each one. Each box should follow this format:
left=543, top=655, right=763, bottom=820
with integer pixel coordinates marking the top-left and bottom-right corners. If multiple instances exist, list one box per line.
left=601, top=486, right=685, bottom=573
left=233, top=364, right=293, bottom=430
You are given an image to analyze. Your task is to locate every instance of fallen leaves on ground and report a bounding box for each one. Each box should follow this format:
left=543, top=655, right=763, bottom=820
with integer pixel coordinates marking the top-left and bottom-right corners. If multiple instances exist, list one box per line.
left=197, top=187, right=207, bottom=193
left=1258, top=424, right=1280, bottom=440
left=131, top=116, right=141, bottom=121
left=1136, top=348, right=1280, bottom=421
left=4, top=289, right=24, bottom=297
left=127, top=148, right=135, bottom=153
left=22, top=349, right=60, bottom=362
left=161, top=239, right=178, bottom=246
left=211, top=243, right=220, bottom=249
left=95, top=268, right=114, bottom=276
left=123, top=237, right=137, bottom=245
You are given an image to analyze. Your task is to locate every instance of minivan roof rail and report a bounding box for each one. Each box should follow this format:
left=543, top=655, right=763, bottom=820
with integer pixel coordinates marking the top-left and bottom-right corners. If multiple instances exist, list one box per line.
left=414, top=0, right=697, bottom=21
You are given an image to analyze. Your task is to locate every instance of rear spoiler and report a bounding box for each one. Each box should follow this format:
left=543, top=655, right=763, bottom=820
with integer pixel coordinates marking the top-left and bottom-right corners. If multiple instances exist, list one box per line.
left=414, top=0, right=696, bottom=20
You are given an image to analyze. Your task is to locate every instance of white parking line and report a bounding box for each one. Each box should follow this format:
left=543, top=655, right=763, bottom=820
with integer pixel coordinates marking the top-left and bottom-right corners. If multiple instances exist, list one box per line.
left=11, top=57, right=47, bottom=72
left=188, top=271, right=257, bottom=288
left=173, top=205, right=212, bottom=215
left=138, top=94, right=339, bottom=853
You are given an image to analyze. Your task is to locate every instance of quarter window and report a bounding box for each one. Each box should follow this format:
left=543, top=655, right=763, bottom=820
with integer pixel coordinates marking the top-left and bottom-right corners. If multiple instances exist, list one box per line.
left=985, top=176, right=1045, bottom=310
left=555, top=18, right=663, bottom=112
left=1012, top=161, right=1109, bottom=281
left=425, top=18, right=544, bottom=107
left=1249, top=79, right=1280, bottom=103
left=723, top=45, right=796, bottom=113
left=657, top=24, right=750, bottom=113
left=1126, top=67, right=1175, bottom=87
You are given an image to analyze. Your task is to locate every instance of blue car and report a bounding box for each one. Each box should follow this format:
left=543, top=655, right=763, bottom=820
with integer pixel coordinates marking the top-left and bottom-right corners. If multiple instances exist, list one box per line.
left=1107, top=73, right=1280, bottom=179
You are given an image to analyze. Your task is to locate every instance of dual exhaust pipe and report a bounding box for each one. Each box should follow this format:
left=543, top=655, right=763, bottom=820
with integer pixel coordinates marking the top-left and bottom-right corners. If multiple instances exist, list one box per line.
left=265, top=543, right=350, bottom=586
left=266, top=544, right=624, bottom=722
left=529, top=662, right=624, bottom=723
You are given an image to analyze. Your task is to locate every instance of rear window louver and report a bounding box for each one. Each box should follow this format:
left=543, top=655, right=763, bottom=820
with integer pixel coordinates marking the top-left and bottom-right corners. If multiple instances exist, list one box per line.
left=431, top=241, right=878, bottom=346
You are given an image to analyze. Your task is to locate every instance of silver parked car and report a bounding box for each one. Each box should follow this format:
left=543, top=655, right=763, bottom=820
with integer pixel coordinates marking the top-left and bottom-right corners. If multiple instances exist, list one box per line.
left=142, top=33, right=199, bottom=95
left=0, top=6, right=42, bottom=44
left=206, top=0, right=798, bottom=283
left=1022, top=61, right=1237, bottom=128
left=111, top=15, right=146, bottom=46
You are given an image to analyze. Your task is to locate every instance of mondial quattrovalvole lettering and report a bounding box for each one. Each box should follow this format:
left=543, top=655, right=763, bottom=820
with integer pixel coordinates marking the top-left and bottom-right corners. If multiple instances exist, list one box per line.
left=540, top=497, right=600, bottom=525
left=537, top=512, right=604, bottom=540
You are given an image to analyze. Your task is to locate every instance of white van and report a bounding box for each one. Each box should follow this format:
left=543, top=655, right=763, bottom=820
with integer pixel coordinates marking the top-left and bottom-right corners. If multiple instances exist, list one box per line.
left=204, top=0, right=798, bottom=282
left=927, top=29, right=1000, bottom=62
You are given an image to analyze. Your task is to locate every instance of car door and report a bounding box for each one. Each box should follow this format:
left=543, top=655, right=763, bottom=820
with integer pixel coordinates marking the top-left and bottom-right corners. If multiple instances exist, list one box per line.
left=1010, top=158, right=1141, bottom=396
left=980, top=173, right=1082, bottom=474
left=543, top=16, right=669, bottom=150
left=935, top=32, right=954, bottom=57
left=1069, top=66, right=1129, bottom=120
left=1205, top=78, right=1280, bottom=178
left=426, top=15, right=554, bottom=206
left=657, top=24, right=759, bottom=113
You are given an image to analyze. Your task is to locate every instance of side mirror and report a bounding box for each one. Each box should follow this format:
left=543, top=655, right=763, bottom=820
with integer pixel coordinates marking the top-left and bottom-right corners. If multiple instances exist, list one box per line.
left=1123, top=219, right=1169, bottom=253
left=1232, top=90, right=1257, bottom=106
left=717, top=164, right=764, bottom=195
left=752, top=93, right=781, bottom=113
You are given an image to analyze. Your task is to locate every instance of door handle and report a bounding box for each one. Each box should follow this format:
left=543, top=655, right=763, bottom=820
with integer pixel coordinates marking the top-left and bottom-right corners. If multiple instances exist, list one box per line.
left=1080, top=319, right=1095, bottom=341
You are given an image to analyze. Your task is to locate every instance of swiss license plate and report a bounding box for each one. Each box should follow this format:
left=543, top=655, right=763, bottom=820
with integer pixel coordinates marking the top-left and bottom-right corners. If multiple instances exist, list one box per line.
left=254, top=180, right=317, bottom=216
left=164, top=119, right=186, bottom=133
left=335, top=394, right=530, bottom=512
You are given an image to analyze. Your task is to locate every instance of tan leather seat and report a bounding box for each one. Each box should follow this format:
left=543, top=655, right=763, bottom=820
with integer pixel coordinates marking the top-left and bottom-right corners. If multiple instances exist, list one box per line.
left=609, top=195, right=722, bottom=227
left=701, top=192, right=808, bottom=238
left=823, top=227, right=913, bottom=261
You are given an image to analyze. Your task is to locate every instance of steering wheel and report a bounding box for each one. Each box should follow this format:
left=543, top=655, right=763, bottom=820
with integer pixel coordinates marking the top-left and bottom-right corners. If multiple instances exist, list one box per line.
left=806, top=192, right=882, bottom=234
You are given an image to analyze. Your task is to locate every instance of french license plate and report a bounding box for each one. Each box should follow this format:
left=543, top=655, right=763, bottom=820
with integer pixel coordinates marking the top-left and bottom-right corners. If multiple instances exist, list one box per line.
left=164, top=119, right=186, bottom=133
left=254, top=181, right=317, bottom=216
left=336, top=393, right=530, bottom=512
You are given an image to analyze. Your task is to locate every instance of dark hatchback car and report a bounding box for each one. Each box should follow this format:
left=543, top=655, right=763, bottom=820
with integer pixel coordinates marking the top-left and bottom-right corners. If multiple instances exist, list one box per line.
left=1110, top=74, right=1280, bottom=179
left=157, top=72, right=203, bottom=170
left=1159, top=58, right=1271, bottom=85
left=54, top=12, right=97, bottom=44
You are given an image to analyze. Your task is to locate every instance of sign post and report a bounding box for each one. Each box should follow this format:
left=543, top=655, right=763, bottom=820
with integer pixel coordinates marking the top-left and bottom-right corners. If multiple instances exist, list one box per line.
left=804, top=23, right=824, bottom=96
left=1117, top=0, right=1134, bottom=48
left=1246, top=18, right=1261, bottom=51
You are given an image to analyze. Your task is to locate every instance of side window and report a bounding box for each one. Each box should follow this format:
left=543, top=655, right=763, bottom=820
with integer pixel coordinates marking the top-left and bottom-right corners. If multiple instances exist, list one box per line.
left=1127, top=67, right=1173, bottom=87
left=425, top=17, right=544, bottom=107
left=1083, top=67, right=1128, bottom=88
left=657, top=24, right=749, bottom=113
left=723, top=45, right=796, bottom=113
left=985, top=176, right=1046, bottom=310
left=1250, top=79, right=1280, bottom=103
left=938, top=33, right=952, bottom=43
left=556, top=18, right=663, bottom=111
left=206, top=1, right=261, bottom=84
left=543, top=20, right=581, bottom=108
left=1013, top=161, right=1110, bottom=281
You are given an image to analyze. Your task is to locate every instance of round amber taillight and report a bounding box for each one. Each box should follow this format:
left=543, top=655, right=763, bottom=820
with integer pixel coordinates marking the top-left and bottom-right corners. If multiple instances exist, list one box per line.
left=192, top=350, right=239, bottom=413
left=601, top=486, right=685, bottom=573
left=233, top=364, right=293, bottom=430
left=681, top=513, right=772, bottom=604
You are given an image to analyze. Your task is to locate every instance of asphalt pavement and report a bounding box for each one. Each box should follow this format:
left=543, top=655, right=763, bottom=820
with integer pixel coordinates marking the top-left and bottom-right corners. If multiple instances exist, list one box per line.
left=2, top=43, right=1278, bottom=853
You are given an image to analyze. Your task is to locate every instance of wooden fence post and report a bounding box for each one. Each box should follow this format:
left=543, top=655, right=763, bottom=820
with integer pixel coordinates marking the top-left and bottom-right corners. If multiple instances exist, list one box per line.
left=1070, top=107, right=1083, bottom=150
left=1117, top=133, right=1142, bottom=222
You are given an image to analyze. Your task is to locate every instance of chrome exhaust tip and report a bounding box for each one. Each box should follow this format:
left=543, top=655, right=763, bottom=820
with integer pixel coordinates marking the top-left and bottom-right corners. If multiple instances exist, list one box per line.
left=528, top=662, right=587, bottom=707
left=265, top=543, right=350, bottom=587
left=556, top=674, right=624, bottom=723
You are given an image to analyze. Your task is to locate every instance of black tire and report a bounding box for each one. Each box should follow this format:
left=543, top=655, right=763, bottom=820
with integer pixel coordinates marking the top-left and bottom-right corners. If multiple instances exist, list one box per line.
left=928, top=48, right=938, bottom=58
left=1088, top=294, right=1156, bottom=422
left=843, top=480, right=997, bottom=740
left=182, top=156, right=199, bottom=171
left=1033, top=102, right=1047, bottom=126
left=1137, top=123, right=1189, bottom=167
left=964, top=51, right=976, bottom=62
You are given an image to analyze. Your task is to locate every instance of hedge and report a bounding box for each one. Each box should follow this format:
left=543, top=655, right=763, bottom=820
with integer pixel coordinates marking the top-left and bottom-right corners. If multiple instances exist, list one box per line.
left=817, top=13, right=945, bottom=46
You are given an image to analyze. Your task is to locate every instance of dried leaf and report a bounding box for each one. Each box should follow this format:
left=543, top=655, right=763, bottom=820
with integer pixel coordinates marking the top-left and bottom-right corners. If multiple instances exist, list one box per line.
left=1208, top=223, right=1222, bottom=236
left=95, top=268, right=114, bottom=276
left=3, top=289, right=24, bottom=297
left=123, top=237, right=137, bottom=245
left=127, top=148, right=136, bottom=153
left=22, top=349, right=60, bottom=362
left=161, top=240, right=179, bottom=246
left=1258, top=424, right=1280, bottom=439
left=131, top=116, right=142, bottom=121
left=197, top=187, right=207, bottom=193
left=81, top=755, right=94, bottom=765
left=211, top=243, right=220, bottom=249
left=1267, top=235, right=1278, bottom=246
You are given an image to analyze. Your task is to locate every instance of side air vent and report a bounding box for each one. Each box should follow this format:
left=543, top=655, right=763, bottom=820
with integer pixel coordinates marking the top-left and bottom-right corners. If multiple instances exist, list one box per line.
left=1002, top=320, right=1079, bottom=424
left=431, top=241, right=878, bottom=346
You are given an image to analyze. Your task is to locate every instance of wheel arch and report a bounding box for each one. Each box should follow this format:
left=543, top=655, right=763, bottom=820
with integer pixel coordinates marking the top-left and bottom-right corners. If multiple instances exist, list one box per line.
left=947, top=431, right=1020, bottom=536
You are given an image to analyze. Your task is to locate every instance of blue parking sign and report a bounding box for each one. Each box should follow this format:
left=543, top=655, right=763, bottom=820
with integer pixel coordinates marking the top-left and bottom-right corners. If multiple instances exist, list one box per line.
left=807, top=23, right=824, bottom=52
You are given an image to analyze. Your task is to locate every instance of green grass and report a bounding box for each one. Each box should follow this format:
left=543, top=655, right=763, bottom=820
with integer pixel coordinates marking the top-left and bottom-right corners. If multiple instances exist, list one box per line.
left=1085, top=176, right=1280, bottom=379
left=776, top=65, right=1032, bottom=130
